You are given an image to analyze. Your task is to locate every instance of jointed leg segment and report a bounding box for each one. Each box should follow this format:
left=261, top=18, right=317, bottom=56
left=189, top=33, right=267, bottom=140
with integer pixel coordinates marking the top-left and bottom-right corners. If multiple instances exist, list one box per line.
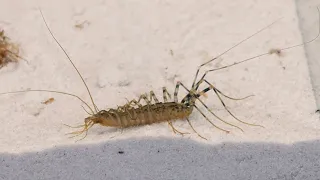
left=201, top=79, right=263, bottom=127
left=179, top=81, right=243, bottom=132
left=162, top=87, right=172, bottom=102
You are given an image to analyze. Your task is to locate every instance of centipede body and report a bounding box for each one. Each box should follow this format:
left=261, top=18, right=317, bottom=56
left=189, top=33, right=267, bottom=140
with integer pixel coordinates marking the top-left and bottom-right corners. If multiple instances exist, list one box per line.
left=98, top=102, right=193, bottom=128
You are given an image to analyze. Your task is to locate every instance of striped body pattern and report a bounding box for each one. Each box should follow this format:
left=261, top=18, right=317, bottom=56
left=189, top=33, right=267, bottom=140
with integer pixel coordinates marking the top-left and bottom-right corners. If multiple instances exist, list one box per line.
left=95, top=102, right=193, bottom=128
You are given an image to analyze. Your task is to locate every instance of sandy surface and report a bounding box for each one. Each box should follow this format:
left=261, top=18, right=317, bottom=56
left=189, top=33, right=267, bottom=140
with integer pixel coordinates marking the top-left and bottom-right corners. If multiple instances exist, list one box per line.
left=296, top=0, right=320, bottom=112
left=1, top=0, right=320, bottom=179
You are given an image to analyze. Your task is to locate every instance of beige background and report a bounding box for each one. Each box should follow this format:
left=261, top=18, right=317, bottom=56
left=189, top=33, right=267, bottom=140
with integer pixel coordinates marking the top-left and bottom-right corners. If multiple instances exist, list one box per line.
left=0, top=0, right=319, bottom=179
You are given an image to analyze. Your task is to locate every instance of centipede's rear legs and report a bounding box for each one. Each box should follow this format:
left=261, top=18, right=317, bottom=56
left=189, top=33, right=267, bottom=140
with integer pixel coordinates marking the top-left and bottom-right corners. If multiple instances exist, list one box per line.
left=173, top=81, right=207, bottom=138
left=190, top=78, right=254, bottom=131
left=158, top=86, right=189, bottom=135
left=138, top=89, right=188, bottom=135
left=177, top=81, right=231, bottom=133
left=200, top=79, right=264, bottom=128
left=185, top=117, right=207, bottom=140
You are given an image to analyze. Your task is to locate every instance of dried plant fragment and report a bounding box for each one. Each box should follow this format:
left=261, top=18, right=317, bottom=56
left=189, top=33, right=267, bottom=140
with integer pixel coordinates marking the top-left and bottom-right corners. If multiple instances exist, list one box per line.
left=0, top=30, right=21, bottom=69
left=42, top=97, right=55, bottom=105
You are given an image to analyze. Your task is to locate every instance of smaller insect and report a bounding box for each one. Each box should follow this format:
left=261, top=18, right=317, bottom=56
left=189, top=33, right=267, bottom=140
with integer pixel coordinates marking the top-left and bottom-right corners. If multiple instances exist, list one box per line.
left=42, top=97, right=55, bottom=105
left=74, top=20, right=90, bottom=30
left=269, top=48, right=283, bottom=57
left=0, top=30, right=21, bottom=68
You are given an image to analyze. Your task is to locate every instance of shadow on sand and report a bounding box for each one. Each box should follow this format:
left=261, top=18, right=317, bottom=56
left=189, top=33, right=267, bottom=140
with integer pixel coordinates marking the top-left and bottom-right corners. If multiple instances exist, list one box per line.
left=1, top=137, right=320, bottom=180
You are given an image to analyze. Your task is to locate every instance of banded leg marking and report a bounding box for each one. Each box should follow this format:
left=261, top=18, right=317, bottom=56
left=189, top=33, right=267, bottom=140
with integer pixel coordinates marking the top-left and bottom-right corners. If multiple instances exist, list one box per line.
left=201, top=79, right=263, bottom=128
left=178, top=81, right=238, bottom=133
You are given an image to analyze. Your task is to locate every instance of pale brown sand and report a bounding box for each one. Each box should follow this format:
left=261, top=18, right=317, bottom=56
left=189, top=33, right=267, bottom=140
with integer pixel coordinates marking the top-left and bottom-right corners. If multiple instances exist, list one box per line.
left=0, top=1, right=319, bottom=179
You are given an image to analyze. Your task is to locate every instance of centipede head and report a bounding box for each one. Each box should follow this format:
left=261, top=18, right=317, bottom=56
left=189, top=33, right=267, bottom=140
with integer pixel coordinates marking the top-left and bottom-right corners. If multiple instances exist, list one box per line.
left=64, top=110, right=120, bottom=141
left=64, top=117, right=97, bottom=141
left=86, top=110, right=120, bottom=127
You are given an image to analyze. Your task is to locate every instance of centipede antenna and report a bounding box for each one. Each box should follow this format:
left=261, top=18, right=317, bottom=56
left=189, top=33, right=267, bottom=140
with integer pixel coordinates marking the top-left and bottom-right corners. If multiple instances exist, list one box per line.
left=63, top=123, right=85, bottom=129
left=278, top=6, right=320, bottom=52
left=196, top=7, right=320, bottom=83
left=39, top=8, right=98, bottom=114
left=191, top=17, right=283, bottom=89
left=81, top=105, right=93, bottom=115
left=0, top=89, right=94, bottom=113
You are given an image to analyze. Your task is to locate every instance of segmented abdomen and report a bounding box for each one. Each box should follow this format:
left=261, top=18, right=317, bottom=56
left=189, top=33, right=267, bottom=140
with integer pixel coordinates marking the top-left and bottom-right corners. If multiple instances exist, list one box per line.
left=111, top=102, right=193, bottom=128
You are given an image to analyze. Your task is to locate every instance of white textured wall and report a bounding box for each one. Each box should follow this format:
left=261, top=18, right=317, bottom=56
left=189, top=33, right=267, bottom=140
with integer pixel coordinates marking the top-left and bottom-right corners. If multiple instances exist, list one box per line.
left=0, top=0, right=320, bottom=179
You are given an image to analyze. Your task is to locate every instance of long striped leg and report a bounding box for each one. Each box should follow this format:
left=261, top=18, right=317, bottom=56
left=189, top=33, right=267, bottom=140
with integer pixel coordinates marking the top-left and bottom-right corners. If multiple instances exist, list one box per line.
left=177, top=81, right=232, bottom=133
left=149, top=91, right=160, bottom=103
left=137, top=93, right=152, bottom=104
left=182, top=78, right=249, bottom=105
left=162, top=87, right=172, bottom=102
left=161, top=86, right=189, bottom=135
left=172, top=82, right=207, bottom=138
left=173, top=82, right=181, bottom=103
left=174, top=81, right=217, bottom=136
left=194, top=79, right=254, bottom=101
left=200, top=79, right=263, bottom=128
left=183, top=77, right=254, bottom=131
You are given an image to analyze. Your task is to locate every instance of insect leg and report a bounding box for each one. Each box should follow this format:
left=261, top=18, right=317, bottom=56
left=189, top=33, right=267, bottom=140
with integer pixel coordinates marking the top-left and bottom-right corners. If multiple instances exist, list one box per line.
left=163, top=85, right=189, bottom=135
left=186, top=117, right=207, bottom=140
left=149, top=91, right=174, bottom=128
left=193, top=104, right=229, bottom=133
left=167, top=121, right=190, bottom=135
left=202, top=79, right=264, bottom=127
left=129, top=93, right=159, bottom=125
left=125, top=99, right=143, bottom=108
left=178, top=81, right=239, bottom=132
left=136, top=93, right=151, bottom=105
left=173, top=82, right=180, bottom=103
left=162, top=87, right=172, bottom=102
left=144, top=91, right=186, bottom=134
left=181, top=79, right=207, bottom=104
left=107, top=109, right=126, bottom=128
left=196, top=81, right=254, bottom=101
left=116, top=105, right=135, bottom=120
left=149, top=91, right=160, bottom=103
left=135, top=91, right=160, bottom=105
